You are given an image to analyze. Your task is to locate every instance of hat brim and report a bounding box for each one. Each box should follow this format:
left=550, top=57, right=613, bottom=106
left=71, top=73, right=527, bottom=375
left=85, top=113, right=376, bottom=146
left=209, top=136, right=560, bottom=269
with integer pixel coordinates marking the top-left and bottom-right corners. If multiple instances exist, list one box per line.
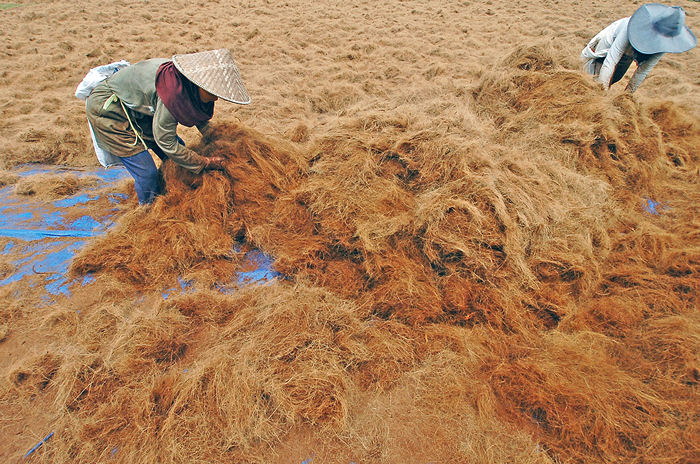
left=628, top=4, right=697, bottom=54
left=173, top=49, right=251, bottom=105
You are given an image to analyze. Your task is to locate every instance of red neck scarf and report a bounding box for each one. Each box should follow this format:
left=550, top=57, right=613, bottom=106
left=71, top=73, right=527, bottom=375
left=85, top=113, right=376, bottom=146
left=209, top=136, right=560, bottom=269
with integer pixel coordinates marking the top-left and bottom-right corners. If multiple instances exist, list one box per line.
left=155, top=61, right=214, bottom=127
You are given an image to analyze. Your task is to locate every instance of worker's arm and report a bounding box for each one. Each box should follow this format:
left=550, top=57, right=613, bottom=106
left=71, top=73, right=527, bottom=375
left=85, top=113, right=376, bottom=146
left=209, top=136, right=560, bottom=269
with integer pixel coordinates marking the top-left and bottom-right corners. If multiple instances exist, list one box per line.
left=598, top=23, right=631, bottom=90
left=152, top=101, right=208, bottom=173
left=625, top=52, right=664, bottom=93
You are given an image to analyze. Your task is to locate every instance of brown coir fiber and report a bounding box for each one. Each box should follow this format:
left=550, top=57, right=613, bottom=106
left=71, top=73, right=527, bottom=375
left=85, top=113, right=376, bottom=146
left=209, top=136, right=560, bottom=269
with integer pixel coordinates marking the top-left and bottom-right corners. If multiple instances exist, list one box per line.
left=42, top=283, right=414, bottom=462
left=9, top=45, right=694, bottom=462
left=13, top=173, right=91, bottom=199
left=70, top=123, right=306, bottom=289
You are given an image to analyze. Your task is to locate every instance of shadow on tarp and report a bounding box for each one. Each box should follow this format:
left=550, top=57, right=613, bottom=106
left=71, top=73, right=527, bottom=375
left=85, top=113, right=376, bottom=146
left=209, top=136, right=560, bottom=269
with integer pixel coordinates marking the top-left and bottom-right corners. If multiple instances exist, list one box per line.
left=0, top=164, right=280, bottom=300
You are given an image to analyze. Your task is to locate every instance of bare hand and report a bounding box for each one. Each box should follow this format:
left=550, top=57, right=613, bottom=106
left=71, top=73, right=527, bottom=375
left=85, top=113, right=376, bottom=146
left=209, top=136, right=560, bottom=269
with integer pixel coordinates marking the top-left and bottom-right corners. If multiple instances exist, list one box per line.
left=203, top=156, right=225, bottom=170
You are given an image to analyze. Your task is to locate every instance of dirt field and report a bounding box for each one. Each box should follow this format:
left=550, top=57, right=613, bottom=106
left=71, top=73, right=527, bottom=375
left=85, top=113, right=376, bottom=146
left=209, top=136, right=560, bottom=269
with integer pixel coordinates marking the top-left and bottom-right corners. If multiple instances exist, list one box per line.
left=1, top=0, right=700, bottom=462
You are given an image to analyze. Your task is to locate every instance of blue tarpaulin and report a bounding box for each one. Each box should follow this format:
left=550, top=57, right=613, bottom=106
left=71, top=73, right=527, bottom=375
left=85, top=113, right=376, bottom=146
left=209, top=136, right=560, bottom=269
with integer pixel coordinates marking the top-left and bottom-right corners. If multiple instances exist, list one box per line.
left=644, top=198, right=664, bottom=215
left=0, top=165, right=280, bottom=299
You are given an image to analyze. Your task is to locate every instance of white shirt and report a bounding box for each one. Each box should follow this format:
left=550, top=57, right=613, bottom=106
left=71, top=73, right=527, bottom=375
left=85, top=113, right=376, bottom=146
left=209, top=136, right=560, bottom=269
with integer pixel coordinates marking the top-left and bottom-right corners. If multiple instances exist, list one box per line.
left=581, top=17, right=664, bottom=92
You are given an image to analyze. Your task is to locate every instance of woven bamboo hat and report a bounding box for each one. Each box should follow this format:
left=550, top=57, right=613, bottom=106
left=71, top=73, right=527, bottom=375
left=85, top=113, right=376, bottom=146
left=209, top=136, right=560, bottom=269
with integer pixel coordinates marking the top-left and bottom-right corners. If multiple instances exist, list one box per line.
left=628, top=4, right=697, bottom=54
left=172, top=48, right=251, bottom=105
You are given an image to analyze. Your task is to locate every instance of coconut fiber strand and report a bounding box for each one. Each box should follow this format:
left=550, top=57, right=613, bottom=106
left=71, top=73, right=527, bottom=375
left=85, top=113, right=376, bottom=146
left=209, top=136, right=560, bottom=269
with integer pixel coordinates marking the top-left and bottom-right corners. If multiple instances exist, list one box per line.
left=3, top=46, right=699, bottom=463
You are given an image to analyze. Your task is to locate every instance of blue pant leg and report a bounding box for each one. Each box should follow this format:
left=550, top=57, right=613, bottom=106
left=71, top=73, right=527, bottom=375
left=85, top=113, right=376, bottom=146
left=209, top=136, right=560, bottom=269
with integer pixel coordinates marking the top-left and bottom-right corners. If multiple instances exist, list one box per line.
left=120, top=150, right=159, bottom=205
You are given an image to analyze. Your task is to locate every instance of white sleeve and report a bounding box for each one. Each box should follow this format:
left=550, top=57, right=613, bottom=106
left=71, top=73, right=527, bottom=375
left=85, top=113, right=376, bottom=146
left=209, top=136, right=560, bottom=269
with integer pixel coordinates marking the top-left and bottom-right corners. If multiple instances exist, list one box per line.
left=598, top=22, right=631, bottom=90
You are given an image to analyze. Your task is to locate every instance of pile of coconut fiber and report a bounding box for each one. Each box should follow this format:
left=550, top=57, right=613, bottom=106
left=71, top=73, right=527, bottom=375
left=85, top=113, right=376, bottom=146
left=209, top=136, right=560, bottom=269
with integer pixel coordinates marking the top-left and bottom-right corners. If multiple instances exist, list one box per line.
left=2, top=45, right=698, bottom=463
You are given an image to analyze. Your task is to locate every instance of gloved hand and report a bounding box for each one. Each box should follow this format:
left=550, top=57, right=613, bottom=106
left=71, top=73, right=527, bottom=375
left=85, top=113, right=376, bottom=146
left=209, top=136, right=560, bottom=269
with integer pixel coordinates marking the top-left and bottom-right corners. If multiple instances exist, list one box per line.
left=202, top=156, right=225, bottom=171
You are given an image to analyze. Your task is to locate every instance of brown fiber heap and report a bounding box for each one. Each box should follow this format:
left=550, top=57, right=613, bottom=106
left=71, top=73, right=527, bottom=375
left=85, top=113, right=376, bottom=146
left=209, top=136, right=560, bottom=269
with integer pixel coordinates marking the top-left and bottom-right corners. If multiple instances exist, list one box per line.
left=4, top=45, right=699, bottom=463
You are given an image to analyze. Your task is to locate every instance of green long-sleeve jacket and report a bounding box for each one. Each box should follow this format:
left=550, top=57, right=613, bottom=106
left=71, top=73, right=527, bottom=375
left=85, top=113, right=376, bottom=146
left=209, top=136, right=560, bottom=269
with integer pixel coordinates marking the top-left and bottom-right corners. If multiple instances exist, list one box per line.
left=98, top=58, right=210, bottom=173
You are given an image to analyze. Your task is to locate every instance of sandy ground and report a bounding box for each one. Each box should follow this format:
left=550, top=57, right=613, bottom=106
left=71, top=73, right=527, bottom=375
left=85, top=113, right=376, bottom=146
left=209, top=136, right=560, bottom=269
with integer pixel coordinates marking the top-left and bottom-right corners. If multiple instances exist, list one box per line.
left=1, top=0, right=700, bottom=463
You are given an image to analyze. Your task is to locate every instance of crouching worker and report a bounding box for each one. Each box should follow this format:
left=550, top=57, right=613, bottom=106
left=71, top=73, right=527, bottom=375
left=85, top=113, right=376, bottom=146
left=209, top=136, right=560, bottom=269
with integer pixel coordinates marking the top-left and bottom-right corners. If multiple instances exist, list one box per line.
left=85, top=49, right=251, bottom=205
left=581, top=4, right=696, bottom=93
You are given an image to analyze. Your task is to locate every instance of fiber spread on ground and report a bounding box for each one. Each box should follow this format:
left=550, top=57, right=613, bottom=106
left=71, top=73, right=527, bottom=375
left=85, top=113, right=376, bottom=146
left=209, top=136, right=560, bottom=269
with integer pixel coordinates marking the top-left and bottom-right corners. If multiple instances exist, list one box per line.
left=2, top=46, right=700, bottom=463
left=0, top=166, right=281, bottom=299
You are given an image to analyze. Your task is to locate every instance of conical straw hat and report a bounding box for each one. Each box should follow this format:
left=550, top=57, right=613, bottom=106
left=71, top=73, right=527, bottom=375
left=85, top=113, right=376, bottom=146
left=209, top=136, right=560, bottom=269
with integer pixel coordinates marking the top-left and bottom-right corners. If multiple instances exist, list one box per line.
left=172, top=48, right=251, bottom=104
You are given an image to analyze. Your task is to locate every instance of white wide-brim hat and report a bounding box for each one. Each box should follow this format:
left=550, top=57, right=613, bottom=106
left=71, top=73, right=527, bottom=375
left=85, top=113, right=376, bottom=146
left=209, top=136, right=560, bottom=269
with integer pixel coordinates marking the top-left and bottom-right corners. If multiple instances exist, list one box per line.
left=628, top=4, right=697, bottom=54
left=173, top=48, right=251, bottom=105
